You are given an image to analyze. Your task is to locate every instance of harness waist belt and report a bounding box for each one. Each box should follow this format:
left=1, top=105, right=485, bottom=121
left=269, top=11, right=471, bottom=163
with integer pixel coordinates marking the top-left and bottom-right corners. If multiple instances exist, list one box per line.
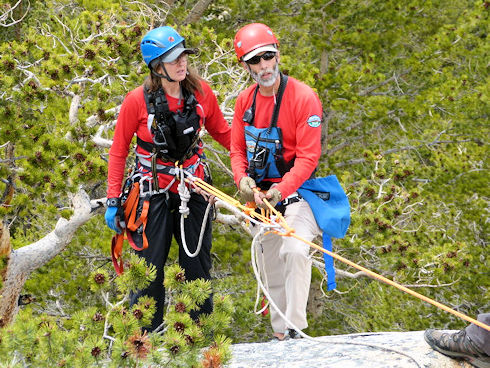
left=138, top=157, right=179, bottom=175
left=137, top=137, right=199, bottom=163
left=282, top=193, right=302, bottom=206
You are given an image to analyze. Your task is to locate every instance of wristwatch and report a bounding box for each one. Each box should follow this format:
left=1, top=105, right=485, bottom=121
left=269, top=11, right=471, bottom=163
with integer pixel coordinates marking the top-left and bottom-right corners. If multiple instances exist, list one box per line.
left=106, top=197, right=121, bottom=207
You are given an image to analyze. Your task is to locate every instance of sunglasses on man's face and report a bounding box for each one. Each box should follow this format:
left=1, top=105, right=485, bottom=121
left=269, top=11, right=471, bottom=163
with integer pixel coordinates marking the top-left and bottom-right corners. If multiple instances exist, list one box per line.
left=245, top=51, right=277, bottom=65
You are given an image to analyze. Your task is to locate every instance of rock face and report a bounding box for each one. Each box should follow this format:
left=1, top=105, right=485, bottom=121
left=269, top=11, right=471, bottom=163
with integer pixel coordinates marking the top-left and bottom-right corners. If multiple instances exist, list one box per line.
left=229, top=330, right=473, bottom=368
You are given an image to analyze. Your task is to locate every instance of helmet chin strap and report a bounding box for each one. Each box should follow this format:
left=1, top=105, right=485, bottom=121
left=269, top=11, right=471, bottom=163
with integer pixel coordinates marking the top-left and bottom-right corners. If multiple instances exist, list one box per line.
left=151, top=61, right=175, bottom=83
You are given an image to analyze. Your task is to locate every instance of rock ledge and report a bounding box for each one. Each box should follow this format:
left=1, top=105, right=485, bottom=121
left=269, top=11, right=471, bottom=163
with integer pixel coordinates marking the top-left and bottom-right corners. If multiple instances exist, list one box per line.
left=229, top=330, right=472, bottom=367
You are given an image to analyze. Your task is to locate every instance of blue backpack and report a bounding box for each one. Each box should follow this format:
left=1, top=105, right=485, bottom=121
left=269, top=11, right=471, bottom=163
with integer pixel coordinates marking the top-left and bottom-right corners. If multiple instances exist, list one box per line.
left=298, top=175, right=351, bottom=290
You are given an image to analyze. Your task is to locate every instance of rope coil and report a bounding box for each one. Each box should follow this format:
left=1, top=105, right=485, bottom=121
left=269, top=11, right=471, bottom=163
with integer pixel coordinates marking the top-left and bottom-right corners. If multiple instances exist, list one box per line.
left=176, top=165, right=212, bottom=258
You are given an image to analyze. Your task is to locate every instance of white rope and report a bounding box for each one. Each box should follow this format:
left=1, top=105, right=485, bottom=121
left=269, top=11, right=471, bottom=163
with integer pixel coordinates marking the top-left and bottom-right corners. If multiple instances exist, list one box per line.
left=178, top=166, right=212, bottom=258
left=250, top=228, right=307, bottom=336
left=177, top=167, right=191, bottom=217
left=252, top=227, right=270, bottom=315
left=175, top=171, right=422, bottom=366
left=249, top=222, right=422, bottom=368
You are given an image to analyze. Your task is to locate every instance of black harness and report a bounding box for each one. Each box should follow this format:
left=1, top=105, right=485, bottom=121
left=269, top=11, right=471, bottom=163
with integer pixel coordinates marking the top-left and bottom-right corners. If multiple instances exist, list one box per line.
left=140, top=85, right=202, bottom=164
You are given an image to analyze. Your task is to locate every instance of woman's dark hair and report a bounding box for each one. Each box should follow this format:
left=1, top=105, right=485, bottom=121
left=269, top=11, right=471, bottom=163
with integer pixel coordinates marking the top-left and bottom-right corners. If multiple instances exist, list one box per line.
left=144, top=64, right=204, bottom=96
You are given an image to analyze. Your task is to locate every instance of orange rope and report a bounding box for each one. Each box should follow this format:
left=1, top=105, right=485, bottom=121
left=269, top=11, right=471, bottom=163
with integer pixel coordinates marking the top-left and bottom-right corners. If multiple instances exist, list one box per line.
left=191, top=177, right=490, bottom=332
left=288, top=232, right=490, bottom=331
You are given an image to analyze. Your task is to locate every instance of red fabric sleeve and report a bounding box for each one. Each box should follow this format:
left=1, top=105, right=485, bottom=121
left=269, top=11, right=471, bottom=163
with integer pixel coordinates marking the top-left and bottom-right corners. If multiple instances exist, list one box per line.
left=274, top=79, right=322, bottom=198
left=107, top=87, right=146, bottom=198
left=198, top=81, right=231, bottom=151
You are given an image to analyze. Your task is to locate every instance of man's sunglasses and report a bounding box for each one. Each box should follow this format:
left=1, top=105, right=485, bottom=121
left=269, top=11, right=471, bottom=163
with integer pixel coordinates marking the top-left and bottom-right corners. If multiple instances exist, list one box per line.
left=245, top=51, right=277, bottom=65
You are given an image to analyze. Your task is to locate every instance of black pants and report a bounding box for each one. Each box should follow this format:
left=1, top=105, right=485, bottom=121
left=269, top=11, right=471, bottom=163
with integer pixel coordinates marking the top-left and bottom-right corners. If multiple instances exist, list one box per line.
left=129, top=191, right=213, bottom=331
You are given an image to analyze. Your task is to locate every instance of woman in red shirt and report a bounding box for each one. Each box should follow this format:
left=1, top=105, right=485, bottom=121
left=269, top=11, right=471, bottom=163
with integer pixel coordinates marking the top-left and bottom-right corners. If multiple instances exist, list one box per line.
left=105, top=26, right=230, bottom=331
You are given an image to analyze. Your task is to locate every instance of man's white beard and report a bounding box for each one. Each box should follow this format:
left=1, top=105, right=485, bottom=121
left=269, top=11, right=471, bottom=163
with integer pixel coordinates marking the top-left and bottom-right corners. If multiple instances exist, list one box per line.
left=251, top=62, right=280, bottom=87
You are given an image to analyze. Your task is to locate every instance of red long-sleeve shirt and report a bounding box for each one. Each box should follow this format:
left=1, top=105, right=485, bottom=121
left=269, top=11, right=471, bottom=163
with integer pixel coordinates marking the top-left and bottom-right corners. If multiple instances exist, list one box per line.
left=107, top=81, right=230, bottom=198
left=230, top=76, right=322, bottom=199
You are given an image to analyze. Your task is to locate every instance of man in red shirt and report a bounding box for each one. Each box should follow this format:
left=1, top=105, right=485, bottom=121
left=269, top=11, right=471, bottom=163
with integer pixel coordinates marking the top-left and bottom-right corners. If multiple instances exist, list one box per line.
left=231, top=23, right=323, bottom=340
left=105, top=26, right=230, bottom=331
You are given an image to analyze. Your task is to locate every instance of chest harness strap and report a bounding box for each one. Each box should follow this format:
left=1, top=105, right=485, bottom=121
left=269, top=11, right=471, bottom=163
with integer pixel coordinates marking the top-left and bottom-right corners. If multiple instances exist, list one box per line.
left=243, top=73, right=294, bottom=184
left=141, top=85, right=202, bottom=191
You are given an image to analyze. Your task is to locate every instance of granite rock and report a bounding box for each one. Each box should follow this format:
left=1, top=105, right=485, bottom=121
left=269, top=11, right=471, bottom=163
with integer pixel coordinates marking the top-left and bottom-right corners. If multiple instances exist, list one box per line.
left=229, top=330, right=472, bottom=368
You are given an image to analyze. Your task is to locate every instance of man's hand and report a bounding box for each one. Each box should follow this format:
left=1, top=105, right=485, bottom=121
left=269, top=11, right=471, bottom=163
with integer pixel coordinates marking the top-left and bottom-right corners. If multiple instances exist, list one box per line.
left=239, top=176, right=256, bottom=202
left=257, top=187, right=282, bottom=209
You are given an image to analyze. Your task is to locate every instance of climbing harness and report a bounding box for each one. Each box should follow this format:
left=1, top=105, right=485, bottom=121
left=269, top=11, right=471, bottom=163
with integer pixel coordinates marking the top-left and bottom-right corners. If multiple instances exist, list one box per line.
left=141, top=85, right=203, bottom=184
left=110, top=158, right=213, bottom=274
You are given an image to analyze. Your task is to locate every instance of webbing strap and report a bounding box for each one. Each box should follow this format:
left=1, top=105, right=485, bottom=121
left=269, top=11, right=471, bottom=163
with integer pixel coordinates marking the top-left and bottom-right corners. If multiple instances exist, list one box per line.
left=110, top=182, right=150, bottom=274
left=111, top=234, right=124, bottom=275
left=126, top=197, right=150, bottom=251
left=322, top=236, right=336, bottom=290
left=245, top=73, right=288, bottom=130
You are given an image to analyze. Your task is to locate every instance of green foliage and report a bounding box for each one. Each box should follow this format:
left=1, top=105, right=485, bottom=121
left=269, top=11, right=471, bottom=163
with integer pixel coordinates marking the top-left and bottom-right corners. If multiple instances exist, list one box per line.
left=0, top=260, right=232, bottom=367
left=115, top=253, right=157, bottom=295
left=0, top=1, right=488, bottom=363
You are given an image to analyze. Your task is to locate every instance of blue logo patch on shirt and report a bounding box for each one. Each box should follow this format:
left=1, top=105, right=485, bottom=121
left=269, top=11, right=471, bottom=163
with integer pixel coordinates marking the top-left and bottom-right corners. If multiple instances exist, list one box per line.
left=246, top=141, right=256, bottom=153
left=307, top=115, right=322, bottom=128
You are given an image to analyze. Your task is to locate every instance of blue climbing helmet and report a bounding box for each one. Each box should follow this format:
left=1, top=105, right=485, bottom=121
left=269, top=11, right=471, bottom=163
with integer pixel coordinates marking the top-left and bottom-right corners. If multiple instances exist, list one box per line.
left=140, top=26, right=194, bottom=67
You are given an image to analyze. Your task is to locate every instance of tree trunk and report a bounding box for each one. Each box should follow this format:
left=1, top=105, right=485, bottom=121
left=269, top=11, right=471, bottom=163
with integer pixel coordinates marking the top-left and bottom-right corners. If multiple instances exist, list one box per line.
left=0, top=190, right=99, bottom=327
left=184, top=0, right=214, bottom=25
left=320, top=49, right=329, bottom=76
left=0, top=222, right=12, bottom=322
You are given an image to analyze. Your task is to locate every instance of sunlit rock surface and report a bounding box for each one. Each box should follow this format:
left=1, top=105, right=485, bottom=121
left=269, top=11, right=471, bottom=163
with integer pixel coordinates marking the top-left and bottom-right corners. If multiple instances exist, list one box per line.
left=229, top=330, right=472, bottom=368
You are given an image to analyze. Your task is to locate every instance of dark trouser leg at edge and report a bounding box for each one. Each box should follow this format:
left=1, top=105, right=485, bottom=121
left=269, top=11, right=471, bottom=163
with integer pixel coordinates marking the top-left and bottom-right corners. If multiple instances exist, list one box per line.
left=174, top=193, right=214, bottom=321
left=424, top=313, right=490, bottom=368
left=129, top=193, right=175, bottom=332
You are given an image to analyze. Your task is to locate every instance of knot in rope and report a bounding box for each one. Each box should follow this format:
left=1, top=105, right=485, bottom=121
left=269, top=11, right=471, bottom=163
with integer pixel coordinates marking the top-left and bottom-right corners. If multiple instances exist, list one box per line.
left=177, top=166, right=191, bottom=217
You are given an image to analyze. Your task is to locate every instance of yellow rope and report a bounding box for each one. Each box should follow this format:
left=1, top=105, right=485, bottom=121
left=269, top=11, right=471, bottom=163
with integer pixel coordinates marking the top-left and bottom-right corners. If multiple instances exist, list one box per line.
left=190, top=177, right=490, bottom=332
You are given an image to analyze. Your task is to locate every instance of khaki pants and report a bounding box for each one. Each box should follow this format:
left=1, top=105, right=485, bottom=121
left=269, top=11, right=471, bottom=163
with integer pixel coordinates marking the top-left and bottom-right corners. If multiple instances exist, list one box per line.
left=252, top=198, right=322, bottom=333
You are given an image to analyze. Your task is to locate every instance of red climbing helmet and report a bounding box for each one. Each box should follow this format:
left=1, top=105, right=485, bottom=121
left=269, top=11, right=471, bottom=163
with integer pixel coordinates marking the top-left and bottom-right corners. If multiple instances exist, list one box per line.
left=233, top=23, right=279, bottom=61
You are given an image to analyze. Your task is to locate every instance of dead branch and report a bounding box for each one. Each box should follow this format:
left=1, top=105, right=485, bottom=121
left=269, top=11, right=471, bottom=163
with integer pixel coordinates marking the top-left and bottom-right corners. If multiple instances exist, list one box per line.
left=358, top=69, right=411, bottom=96
left=0, top=189, right=102, bottom=327
left=87, top=106, right=121, bottom=128
left=0, top=0, right=30, bottom=28
left=1, top=143, right=16, bottom=208
left=335, top=138, right=483, bottom=167
left=127, top=0, right=173, bottom=25
left=183, top=0, right=213, bottom=25
left=312, top=258, right=368, bottom=279
left=69, top=94, right=81, bottom=124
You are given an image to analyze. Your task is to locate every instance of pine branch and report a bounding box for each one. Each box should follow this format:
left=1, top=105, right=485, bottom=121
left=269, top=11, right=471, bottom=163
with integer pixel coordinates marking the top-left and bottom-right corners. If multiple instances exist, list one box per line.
left=335, top=138, right=483, bottom=167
